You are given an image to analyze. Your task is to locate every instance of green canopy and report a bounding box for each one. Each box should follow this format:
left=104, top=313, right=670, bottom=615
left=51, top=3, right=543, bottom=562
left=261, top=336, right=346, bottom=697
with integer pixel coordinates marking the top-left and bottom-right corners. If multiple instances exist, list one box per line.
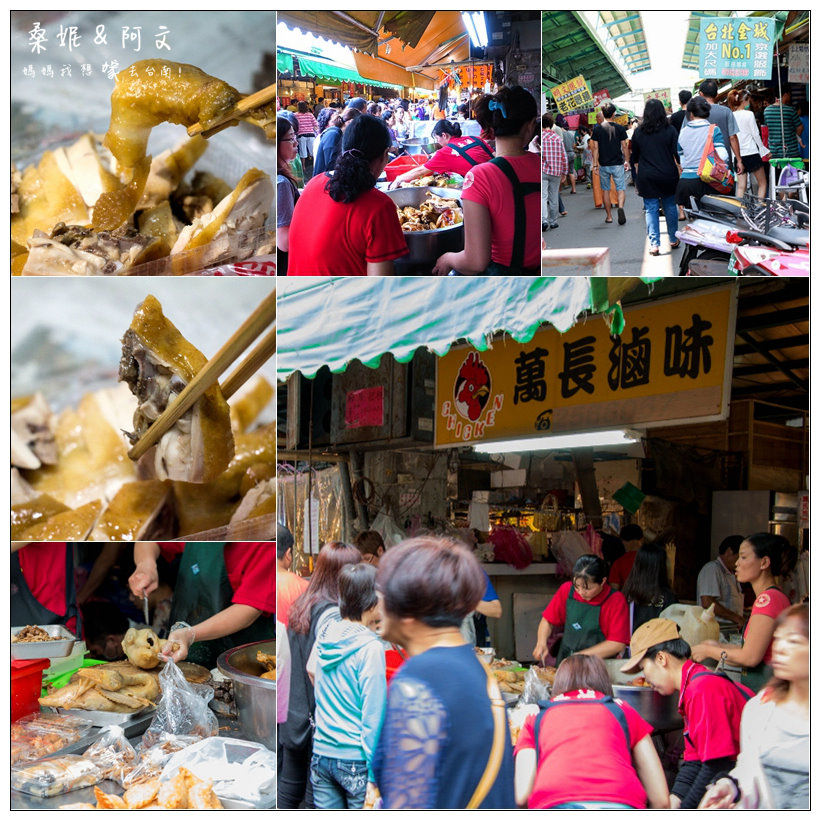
left=277, top=277, right=652, bottom=381
left=294, top=55, right=401, bottom=89
left=277, top=52, right=294, bottom=74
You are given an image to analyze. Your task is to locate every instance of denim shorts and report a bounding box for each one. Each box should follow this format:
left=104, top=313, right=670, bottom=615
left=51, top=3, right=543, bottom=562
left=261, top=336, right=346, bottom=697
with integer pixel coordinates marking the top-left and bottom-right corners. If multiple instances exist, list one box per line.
left=599, top=164, right=626, bottom=191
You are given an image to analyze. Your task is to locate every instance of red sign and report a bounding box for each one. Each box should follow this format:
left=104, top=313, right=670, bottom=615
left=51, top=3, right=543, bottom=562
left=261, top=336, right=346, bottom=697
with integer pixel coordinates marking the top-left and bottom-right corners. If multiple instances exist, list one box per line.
left=593, top=89, right=611, bottom=106
left=345, top=386, right=384, bottom=428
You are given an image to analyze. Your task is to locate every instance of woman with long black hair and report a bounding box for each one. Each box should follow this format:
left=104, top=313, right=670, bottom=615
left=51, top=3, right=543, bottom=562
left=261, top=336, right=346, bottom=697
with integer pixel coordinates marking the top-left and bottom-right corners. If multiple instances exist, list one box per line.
left=629, top=98, right=681, bottom=256
left=287, top=114, right=408, bottom=276
left=432, top=86, right=540, bottom=275
left=276, top=116, right=300, bottom=275
left=621, top=541, right=677, bottom=633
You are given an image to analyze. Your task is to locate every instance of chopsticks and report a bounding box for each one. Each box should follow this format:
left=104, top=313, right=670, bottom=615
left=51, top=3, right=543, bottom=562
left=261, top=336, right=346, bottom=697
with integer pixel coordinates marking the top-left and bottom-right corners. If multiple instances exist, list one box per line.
left=187, top=82, right=278, bottom=139
left=127, top=290, right=276, bottom=461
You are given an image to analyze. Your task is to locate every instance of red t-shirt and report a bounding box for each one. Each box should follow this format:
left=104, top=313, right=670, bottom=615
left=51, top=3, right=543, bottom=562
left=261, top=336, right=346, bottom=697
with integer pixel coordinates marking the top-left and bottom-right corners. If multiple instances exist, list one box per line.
left=16, top=543, right=77, bottom=635
left=460, top=152, right=541, bottom=270
left=159, top=543, right=274, bottom=614
left=543, top=581, right=631, bottom=645
left=678, top=660, right=753, bottom=761
left=609, top=551, right=637, bottom=587
left=514, top=689, right=653, bottom=809
left=423, top=136, right=494, bottom=177
left=277, top=570, right=308, bottom=627
left=745, top=587, right=790, bottom=665
left=286, top=174, right=408, bottom=275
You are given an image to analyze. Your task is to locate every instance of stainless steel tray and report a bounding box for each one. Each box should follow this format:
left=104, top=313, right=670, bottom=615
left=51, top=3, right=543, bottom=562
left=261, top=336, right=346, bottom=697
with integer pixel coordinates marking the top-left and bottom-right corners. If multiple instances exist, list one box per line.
left=12, top=625, right=76, bottom=660
left=55, top=705, right=155, bottom=727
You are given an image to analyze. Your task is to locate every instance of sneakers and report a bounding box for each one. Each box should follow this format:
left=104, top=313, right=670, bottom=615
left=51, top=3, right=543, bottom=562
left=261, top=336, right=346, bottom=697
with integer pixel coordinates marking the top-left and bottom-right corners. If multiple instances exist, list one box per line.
left=549, top=222, right=559, bottom=229
left=617, top=207, right=626, bottom=225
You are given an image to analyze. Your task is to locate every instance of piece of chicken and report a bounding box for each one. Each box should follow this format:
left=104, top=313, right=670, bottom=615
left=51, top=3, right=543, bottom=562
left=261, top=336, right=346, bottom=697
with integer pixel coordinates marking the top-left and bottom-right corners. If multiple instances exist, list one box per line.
left=89, top=480, right=172, bottom=542
left=94, top=787, right=128, bottom=809
left=11, top=393, right=57, bottom=468
left=119, top=294, right=234, bottom=483
left=157, top=769, right=189, bottom=809
left=124, top=778, right=161, bottom=809
left=188, top=779, right=224, bottom=809
left=121, top=627, right=171, bottom=670
left=16, top=499, right=102, bottom=541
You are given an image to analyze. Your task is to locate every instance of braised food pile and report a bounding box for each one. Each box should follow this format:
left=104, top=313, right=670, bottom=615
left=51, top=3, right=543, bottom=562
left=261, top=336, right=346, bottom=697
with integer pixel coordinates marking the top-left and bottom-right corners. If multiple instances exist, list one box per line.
left=400, top=173, right=460, bottom=188
left=396, top=193, right=463, bottom=232
left=12, top=625, right=61, bottom=643
left=256, top=650, right=276, bottom=681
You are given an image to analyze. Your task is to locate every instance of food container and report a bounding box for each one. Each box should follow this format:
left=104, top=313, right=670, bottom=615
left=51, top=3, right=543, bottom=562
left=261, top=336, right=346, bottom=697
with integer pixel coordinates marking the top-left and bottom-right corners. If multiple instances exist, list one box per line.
left=399, top=137, right=437, bottom=156
left=386, top=187, right=465, bottom=268
left=11, top=625, right=76, bottom=660
left=475, top=647, right=495, bottom=666
left=11, top=658, right=50, bottom=721
left=384, top=154, right=427, bottom=181
left=55, top=705, right=155, bottom=727
left=11, top=754, right=102, bottom=797
left=217, top=640, right=275, bottom=751
left=604, top=659, right=682, bottom=732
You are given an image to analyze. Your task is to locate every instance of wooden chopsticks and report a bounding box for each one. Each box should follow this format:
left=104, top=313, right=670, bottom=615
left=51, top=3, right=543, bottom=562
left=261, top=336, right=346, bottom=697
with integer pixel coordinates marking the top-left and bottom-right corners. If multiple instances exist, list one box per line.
left=187, top=82, right=278, bottom=139
left=127, top=290, right=276, bottom=461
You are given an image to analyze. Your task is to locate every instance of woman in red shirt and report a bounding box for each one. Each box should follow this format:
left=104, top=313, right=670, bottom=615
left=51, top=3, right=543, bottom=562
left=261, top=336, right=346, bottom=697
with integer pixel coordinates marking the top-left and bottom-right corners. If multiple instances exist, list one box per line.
left=433, top=86, right=541, bottom=275
left=514, top=654, right=669, bottom=809
left=692, top=533, right=791, bottom=690
left=388, top=120, right=494, bottom=187
left=287, top=114, right=408, bottom=276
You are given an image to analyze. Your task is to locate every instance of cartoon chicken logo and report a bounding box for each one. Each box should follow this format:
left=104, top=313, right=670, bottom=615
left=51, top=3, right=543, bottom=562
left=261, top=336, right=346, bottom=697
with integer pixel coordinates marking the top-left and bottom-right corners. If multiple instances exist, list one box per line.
left=454, top=352, right=492, bottom=422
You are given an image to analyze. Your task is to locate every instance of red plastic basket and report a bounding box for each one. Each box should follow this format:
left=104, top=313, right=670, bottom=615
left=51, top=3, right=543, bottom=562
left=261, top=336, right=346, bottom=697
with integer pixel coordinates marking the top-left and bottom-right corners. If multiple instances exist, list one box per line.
left=384, top=154, right=427, bottom=182
left=11, top=658, right=49, bottom=722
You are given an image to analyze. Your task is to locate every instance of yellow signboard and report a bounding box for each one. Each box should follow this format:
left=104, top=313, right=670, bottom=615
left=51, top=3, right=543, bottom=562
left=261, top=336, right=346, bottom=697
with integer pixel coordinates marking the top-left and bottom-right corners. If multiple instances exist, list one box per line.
left=434, top=286, right=737, bottom=448
left=552, top=74, right=594, bottom=115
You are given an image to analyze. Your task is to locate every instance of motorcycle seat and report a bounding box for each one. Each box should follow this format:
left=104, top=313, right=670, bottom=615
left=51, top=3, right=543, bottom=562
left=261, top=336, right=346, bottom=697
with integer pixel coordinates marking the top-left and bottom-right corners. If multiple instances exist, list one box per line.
left=701, top=195, right=743, bottom=217
left=769, top=226, right=809, bottom=247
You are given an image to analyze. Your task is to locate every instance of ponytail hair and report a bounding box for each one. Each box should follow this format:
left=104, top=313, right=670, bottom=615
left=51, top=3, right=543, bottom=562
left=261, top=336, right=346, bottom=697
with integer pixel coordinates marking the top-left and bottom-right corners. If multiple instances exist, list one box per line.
left=487, top=85, right=538, bottom=137
left=325, top=113, right=391, bottom=204
left=431, top=119, right=462, bottom=139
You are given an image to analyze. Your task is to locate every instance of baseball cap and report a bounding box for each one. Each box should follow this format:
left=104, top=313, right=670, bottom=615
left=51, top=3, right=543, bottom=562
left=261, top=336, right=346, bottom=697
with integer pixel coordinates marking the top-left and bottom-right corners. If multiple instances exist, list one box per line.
left=619, top=618, right=681, bottom=674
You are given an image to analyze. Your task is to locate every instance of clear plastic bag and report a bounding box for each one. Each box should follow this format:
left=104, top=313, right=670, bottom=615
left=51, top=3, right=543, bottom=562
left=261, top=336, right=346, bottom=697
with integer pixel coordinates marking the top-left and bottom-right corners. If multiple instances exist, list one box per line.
left=81, top=725, right=138, bottom=786
left=121, top=733, right=201, bottom=789
left=11, top=754, right=102, bottom=797
left=139, top=659, right=217, bottom=751
left=521, top=666, right=552, bottom=705
left=10, top=715, right=94, bottom=763
left=161, top=737, right=276, bottom=809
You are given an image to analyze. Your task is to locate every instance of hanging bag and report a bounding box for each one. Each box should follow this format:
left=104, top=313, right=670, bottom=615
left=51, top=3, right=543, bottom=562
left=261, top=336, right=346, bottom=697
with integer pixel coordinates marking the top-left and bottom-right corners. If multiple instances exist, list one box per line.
left=697, top=124, right=734, bottom=193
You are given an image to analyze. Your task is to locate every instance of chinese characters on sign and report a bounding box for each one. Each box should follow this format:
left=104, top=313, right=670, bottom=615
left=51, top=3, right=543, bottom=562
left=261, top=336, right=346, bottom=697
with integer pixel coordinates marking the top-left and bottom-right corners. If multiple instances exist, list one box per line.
left=23, top=20, right=172, bottom=78
left=551, top=74, right=595, bottom=115
left=434, top=286, right=736, bottom=447
left=698, top=17, right=775, bottom=80
left=345, top=386, right=385, bottom=429
left=592, top=89, right=611, bottom=107
left=642, top=88, right=672, bottom=110
left=788, top=43, right=809, bottom=84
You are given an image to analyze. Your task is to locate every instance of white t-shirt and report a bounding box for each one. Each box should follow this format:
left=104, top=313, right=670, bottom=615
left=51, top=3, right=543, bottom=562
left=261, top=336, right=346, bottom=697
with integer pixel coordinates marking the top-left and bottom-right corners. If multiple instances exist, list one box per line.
left=696, top=557, right=744, bottom=620
left=733, top=108, right=767, bottom=157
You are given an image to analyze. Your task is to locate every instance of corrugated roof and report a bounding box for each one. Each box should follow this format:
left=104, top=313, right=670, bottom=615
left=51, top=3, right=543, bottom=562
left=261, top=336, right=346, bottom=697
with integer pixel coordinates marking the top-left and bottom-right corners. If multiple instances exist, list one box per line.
left=597, top=11, right=651, bottom=74
left=542, top=11, right=632, bottom=99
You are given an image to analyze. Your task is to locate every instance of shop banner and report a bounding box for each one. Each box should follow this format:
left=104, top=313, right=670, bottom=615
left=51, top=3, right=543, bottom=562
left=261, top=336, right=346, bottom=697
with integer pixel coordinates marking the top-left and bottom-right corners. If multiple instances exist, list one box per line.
left=698, top=16, right=775, bottom=80
left=434, top=286, right=737, bottom=448
left=593, top=89, right=611, bottom=107
left=788, top=43, right=809, bottom=84
left=643, top=88, right=672, bottom=109
left=552, top=74, right=595, bottom=115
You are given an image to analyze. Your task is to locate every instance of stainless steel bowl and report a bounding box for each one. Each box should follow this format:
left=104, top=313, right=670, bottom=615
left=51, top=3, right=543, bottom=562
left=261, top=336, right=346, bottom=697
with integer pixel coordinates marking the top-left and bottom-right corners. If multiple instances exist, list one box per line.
left=386, top=186, right=464, bottom=268
left=400, top=138, right=436, bottom=155
left=216, top=639, right=275, bottom=751
left=604, top=659, right=682, bottom=732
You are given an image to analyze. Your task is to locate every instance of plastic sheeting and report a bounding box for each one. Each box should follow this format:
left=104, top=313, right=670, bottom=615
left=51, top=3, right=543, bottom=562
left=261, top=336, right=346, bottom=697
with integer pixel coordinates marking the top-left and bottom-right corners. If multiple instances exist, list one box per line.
left=277, top=276, right=645, bottom=381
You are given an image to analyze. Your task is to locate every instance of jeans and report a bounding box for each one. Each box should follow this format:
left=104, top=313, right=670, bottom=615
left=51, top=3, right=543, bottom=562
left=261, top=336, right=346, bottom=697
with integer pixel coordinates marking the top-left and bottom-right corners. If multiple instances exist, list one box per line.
left=542, top=174, right=560, bottom=225
left=310, top=754, right=368, bottom=810
left=278, top=741, right=314, bottom=808
left=552, top=802, right=635, bottom=810
left=644, top=195, right=679, bottom=248
left=600, top=163, right=626, bottom=191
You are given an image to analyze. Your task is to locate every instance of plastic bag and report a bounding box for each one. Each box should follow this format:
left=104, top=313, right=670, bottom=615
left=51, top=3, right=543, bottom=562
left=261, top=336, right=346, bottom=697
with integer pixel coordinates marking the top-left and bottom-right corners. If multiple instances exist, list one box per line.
left=370, top=508, right=406, bottom=549
left=550, top=530, right=590, bottom=578
left=11, top=754, right=101, bottom=797
left=121, top=733, right=201, bottom=788
left=161, top=737, right=276, bottom=809
left=520, top=666, right=551, bottom=705
left=81, top=725, right=138, bottom=786
left=139, top=659, right=217, bottom=751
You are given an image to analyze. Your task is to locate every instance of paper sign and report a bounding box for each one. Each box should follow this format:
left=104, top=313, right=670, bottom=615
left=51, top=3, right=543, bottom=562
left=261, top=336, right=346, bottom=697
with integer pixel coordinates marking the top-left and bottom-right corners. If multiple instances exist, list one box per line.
left=345, top=386, right=384, bottom=428
left=788, top=43, right=809, bottom=84
left=551, top=74, right=594, bottom=115
left=304, top=496, right=320, bottom=555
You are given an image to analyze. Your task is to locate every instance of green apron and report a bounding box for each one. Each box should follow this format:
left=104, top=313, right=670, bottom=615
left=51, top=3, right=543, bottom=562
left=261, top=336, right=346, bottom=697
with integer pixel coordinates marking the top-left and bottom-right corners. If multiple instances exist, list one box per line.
left=557, top=587, right=614, bottom=664
left=169, top=543, right=274, bottom=669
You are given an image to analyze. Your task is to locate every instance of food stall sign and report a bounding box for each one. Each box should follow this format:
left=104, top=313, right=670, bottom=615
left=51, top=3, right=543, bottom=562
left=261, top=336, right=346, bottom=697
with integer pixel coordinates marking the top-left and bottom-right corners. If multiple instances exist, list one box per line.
left=642, top=88, right=672, bottom=110
left=345, top=386, right=384, bottom=429
left=698, top=16, right=775, bottom=80
left=788, top=43, right=809, bottom=84
left=592, top=89, right=611, bottom=107
left=434, top=285, right=738, bottom=448
left=551, top=74, right=594, bottom=115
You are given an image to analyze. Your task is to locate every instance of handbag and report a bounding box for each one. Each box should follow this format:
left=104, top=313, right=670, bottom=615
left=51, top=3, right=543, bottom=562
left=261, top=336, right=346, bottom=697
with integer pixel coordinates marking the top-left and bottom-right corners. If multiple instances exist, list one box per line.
left=697, top=124, right=734, bottom=192
left=465, top=664, right=507, bottom=809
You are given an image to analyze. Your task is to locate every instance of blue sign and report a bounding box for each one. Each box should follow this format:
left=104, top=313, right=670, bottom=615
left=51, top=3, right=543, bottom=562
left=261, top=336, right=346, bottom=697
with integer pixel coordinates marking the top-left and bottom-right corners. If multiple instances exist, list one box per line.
left=698, top=17, right=775, bottom=81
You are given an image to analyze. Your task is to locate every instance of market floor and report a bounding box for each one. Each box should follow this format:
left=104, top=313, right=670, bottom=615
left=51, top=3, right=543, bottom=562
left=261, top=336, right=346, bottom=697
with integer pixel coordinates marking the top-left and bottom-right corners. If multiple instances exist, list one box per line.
left=542, top=181, right=686, bottom=276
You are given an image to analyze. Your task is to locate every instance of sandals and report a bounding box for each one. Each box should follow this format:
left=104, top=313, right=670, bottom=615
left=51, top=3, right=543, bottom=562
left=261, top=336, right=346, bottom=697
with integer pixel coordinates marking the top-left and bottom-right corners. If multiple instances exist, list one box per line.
left=649, top=247, right=660, bottom=256
left=617, top=207, right=626, bottom=225
left=670, top=240, right=681, bottom=249
left=604, top=217, right=613, bottom=223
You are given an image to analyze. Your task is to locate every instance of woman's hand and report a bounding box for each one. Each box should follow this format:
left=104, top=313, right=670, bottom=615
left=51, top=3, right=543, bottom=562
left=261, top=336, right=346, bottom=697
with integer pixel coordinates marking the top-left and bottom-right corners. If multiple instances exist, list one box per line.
left=690, top=640, right=719, bottom=663
left=698, top=779, right=738, bottom=809
left=432, top=253, right=454, bottom=276
left=160, top=627, right=195, bottom=663
left=532, top=641, right=548, bottom=664
left=129, top=561, right=159, bottom=598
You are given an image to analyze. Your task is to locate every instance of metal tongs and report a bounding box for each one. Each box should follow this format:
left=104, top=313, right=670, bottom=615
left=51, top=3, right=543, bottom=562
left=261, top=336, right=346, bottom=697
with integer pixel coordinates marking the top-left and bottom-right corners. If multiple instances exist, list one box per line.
left=142, top=594, right=150, bottom=625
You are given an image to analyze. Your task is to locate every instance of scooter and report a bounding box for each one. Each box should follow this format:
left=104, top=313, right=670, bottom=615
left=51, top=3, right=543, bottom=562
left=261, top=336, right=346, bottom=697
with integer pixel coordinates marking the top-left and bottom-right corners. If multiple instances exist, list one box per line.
left=676, top=193, right=809, bottom=276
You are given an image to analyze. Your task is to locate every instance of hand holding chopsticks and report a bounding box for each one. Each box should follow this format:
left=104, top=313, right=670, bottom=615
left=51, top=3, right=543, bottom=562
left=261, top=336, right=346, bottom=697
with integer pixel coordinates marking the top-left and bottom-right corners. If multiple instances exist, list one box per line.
left=187, top=82, right=277, bottom=139
left=127, top=290, right=276, bottom=461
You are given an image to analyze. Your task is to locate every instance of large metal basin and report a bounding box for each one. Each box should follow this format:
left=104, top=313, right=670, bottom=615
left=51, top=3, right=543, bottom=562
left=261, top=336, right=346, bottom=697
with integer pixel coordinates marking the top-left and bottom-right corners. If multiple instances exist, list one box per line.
left=399, top=138, right=436, bottom=155
left=217, top=639, right=275, bottom=751
left=604, top=659, right=682, bottom=733
left=386, top=186, right=464, bottom=268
